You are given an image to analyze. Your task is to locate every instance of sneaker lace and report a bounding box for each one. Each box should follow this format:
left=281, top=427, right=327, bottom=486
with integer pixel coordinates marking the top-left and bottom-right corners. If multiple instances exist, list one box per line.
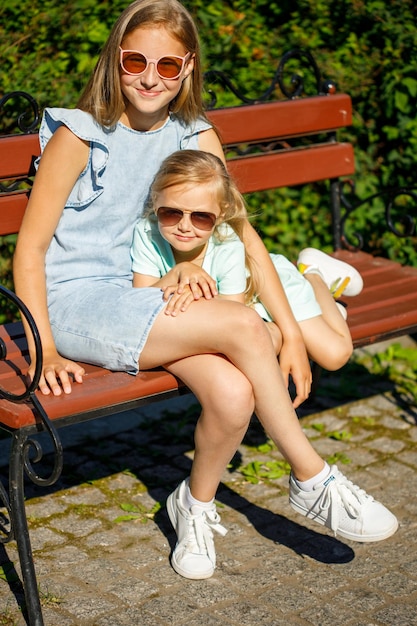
left=329, top=276, right=350, bottom=299
left=316, top=467, right=374, bottom=534
left=187, top=507, right=227, bottom=563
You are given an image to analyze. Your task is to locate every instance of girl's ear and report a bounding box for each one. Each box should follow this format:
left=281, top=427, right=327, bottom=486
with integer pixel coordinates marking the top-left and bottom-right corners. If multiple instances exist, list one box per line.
left=183, top=53, right=195, bottom=80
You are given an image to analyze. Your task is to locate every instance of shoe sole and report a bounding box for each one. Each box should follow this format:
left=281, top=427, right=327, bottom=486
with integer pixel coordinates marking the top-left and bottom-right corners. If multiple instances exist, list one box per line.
left=166, top=491, right=215, bottom=580
left=289, top=498, right=399, bottom=543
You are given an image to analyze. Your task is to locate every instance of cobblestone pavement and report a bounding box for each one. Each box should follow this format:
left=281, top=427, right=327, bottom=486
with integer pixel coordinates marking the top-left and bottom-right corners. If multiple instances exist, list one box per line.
left=1, top=343, right=416, bottom=625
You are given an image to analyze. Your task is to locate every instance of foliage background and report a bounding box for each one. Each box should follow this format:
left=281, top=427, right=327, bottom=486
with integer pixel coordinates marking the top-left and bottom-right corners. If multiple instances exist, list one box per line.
left=1, top=0, right=416, bottom=315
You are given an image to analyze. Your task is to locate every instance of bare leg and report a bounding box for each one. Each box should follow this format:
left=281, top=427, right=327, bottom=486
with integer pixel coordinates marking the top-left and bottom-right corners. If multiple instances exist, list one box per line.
left=141, top=298, right=324, bottom=481
left=301, top=273, right=353, bottom=370
left=165, top=354, right=254, bottom=502
left=158, top=298, right=397, bottom=578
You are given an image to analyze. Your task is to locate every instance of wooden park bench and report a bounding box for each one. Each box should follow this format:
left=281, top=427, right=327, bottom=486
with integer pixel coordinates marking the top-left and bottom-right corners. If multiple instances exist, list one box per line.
left=1, top=52, right=417, bottom=624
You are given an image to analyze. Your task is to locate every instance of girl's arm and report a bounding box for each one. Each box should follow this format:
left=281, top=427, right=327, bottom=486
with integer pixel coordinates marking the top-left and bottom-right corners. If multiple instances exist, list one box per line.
left=13, top=125, right=89, bottom=396
left=201, top=128, right=311, bottom=405
left=198, top=128, right=227, bottom=162
left=242, top=220, right=312, bottom=407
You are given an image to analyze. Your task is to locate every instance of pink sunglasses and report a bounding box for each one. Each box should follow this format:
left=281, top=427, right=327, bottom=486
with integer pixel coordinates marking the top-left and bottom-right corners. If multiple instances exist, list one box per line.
left=119, top=48, right=191, bottom=80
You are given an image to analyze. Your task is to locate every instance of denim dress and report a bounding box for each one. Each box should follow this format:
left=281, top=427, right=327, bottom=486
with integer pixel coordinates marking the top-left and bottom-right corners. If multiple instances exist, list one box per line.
left=39, top=108, right=211, bottom=372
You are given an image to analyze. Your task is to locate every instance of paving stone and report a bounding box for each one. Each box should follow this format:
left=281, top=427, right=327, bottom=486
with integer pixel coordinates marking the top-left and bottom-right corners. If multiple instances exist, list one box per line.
left=24, top=527, right=66, bottom=553
left=49, top=514, right=103, bottom=537
left=213, top=600, right=284, bottom=625
left=373, top=603, right=417, bottom=626
left=365, top=436, right=406, bottom=454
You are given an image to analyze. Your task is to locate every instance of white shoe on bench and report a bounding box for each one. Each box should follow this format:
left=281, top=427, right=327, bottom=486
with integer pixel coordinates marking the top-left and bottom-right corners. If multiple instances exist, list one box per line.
left=298, top=248, right=364, bottom=298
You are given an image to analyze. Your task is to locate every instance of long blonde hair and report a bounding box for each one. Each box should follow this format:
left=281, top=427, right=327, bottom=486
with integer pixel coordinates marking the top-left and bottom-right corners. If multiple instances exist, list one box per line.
left=77, top=0, right=205, bottom=128
left=149, top=150, right=260, bottom=304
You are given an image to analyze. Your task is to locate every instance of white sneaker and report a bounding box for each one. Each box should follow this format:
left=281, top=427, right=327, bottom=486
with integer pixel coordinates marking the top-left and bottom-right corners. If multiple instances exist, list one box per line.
left=166, top=479, right=227, bottom=579
left=289, top=465, right=398, bottom=542
left=298, top=248, right=363, bottom=298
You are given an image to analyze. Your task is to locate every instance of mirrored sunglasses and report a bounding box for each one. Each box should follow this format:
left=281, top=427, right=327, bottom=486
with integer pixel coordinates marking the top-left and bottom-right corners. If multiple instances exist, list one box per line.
left=156, top=207, right=217, bottom=231
left=119, top=48, right=191, bottom=80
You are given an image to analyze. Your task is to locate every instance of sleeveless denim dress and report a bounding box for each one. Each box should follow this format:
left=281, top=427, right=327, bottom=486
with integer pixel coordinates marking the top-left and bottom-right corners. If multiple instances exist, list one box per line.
left=38, top=108, right=211, bottom=373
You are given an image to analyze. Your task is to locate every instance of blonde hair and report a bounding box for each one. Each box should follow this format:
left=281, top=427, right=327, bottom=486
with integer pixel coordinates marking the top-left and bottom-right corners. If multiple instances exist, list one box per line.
left=149, top=150, right=260, bottom=304
left=77, top=0, right=205, bottom=127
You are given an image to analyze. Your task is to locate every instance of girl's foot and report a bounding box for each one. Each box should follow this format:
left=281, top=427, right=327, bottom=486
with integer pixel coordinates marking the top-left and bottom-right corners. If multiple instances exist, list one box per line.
left=289, top=465, right=398, bottom=542
left=166, top=479, right=227, bottom=579
left=298, top=248, right=363, bottom=298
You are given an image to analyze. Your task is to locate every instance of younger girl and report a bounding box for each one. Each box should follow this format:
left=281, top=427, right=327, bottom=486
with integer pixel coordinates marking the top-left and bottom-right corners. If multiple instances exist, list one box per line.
left=132, top=150, right=361, bottom=371
left=14, top=0, right=397, bottom=583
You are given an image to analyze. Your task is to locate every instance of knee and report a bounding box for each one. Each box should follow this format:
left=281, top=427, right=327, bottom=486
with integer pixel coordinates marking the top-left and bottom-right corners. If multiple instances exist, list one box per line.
left=204, top=370, right=254, bottom=431
left=221, top=371, right=255, bottom=417
left=236, top=306, right=269, bottom=342
left=321, top=338, right=353, bottom=371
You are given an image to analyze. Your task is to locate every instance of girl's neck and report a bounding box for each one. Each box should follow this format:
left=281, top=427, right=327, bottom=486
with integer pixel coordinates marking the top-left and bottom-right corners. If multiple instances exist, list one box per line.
left=120, top=107, right=170, bottom=132
left=173, top=244, right=207, bottom=266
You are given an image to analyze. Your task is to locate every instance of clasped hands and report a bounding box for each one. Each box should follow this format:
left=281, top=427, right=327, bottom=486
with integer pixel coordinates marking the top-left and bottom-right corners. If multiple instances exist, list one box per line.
left=160, top=263, right=218, bottom=315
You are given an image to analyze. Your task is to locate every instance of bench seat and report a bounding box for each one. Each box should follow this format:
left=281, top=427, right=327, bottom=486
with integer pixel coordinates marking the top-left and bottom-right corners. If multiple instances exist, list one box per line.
left=333, top=250, right=417, bottom=347
left=2, top=249, right=417, bottom=434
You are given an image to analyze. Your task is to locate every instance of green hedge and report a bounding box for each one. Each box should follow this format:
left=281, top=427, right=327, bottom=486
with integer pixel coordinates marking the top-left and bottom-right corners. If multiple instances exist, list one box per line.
left=1, top=0, right=416, bottom=313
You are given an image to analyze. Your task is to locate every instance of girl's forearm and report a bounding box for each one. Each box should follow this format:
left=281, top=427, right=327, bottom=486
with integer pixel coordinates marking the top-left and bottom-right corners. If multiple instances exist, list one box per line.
left=13, top=249, right=57, bottom=361
left=243, top=221, right=301, bottom=339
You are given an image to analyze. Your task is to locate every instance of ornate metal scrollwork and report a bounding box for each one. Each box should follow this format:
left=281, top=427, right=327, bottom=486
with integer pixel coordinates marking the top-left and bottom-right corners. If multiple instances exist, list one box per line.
left=276, top=49, right=335, bottom=99
left=0, top=480, right=12, bottom=543
left=0, top=286, right=63, bottom=541
left=385, top=188, right=416, bottom=237
left=0, top=286, right=42, bottom=402
left=19, top=393, right=64, bottom=488
left=339, top=182, right=417, bottom=251
left=204, top=48, right=335, bottom=108
left=0, top=91, right=40, bottom=135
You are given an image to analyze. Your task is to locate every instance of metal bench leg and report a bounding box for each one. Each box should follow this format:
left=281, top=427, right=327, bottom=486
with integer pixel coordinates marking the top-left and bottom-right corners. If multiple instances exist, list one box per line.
left=9, top=430, right=44, bottom=626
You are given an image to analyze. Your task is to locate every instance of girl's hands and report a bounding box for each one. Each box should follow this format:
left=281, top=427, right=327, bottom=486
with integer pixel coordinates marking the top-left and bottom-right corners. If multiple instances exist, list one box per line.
left=162, top=283, right=196, bottom=315
left=279, top=336, right=312, bottom=409
left=174, top=262, right=218, bottom=299
left=29, top=350, right=85, bottom=396
left=162, top=262, right=218, bottom=315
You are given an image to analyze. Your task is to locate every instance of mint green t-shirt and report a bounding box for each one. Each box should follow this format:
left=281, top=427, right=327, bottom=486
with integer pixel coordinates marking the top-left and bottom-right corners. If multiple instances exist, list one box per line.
left=131, top=217, right=247, bottom=296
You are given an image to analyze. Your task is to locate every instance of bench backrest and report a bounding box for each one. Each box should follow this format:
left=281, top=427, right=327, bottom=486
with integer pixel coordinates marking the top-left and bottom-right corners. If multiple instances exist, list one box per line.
left=208, top=94, right=354, bottom=192
left=0, top=93, right=354, bottom=238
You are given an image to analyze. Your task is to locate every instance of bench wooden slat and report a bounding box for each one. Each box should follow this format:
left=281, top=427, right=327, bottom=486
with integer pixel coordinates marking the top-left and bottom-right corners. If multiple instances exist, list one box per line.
left=206, top=94, right=352, bottom=144
left=228, top=143, right=355, bottom=193
left=0, top=365, right=184, bottom=429
left=0, top=193, right=29, bottom=234
left=350, top=314, right=417, bottom=347
left=0, top=133, right=39, bottom=179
